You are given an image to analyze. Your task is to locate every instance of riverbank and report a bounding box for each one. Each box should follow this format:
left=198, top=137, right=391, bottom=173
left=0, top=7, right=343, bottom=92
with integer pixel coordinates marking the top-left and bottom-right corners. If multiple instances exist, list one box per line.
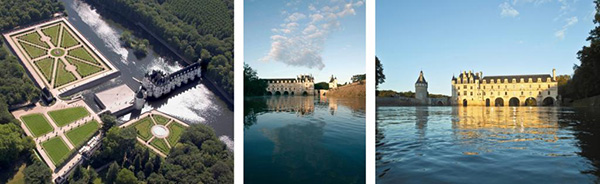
left=569, top=95, right=600, bottom=107
left=327, top=82, right=366, bottom=98
left=376, top=96, right=422, bottom=106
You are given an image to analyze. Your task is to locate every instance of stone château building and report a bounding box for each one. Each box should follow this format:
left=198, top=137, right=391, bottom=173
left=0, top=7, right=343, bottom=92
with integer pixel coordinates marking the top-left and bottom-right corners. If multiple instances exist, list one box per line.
left=264, top=74, right=315, bottom=96
left=451, top=69, right=558, bottom=106
left=329, top=75, right=338, bottom=89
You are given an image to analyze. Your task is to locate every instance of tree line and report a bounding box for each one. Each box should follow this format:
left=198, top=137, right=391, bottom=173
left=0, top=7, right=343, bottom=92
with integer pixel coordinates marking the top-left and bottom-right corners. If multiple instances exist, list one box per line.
left=0, top=1, right=65, bottom=183
left=85, top=0, right=234, bottom=98
left=559, top=1, right=600, bottom=101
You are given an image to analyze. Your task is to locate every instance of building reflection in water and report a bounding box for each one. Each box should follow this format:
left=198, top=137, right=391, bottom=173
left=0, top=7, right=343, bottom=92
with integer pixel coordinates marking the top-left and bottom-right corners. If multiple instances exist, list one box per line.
left=451, top=107, right=559, bottom=139
left=265, top=96, right=316, bottom=116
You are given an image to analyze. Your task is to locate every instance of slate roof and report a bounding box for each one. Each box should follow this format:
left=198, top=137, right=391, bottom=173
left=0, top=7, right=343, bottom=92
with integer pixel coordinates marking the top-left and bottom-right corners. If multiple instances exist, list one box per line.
left=416, top=71, right=427, bottom=84
left=482, top=74, right=554, bottom=83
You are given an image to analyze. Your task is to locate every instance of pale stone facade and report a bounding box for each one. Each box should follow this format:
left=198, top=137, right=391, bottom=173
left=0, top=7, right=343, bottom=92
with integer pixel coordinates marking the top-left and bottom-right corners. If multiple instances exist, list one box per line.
left=265, top=74, right=315, bottom=96
left=140, top=63, right=202, bottom=98
left=329, top=75, right=338, bottom=89
left=451, top=69, right=558, bottom=106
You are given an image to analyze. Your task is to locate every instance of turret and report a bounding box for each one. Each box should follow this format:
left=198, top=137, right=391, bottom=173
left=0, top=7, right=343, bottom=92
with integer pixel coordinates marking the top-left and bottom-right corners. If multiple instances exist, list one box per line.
left=415, top=71, right=428, bottom=105
left=134, top=88, right=146, bottom=110
left=552, top=68, right=556, bottom=81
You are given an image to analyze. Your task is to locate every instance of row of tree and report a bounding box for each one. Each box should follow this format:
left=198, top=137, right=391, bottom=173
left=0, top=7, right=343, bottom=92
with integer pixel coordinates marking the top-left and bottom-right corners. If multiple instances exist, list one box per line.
left=0, top=0, right=65, bottom=31
left=85, top=0, right=234, bottom=98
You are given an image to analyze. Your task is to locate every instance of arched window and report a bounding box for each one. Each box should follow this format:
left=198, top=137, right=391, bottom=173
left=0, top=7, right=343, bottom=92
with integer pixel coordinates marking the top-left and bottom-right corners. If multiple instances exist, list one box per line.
left=505, top=92, right=508, bottom=95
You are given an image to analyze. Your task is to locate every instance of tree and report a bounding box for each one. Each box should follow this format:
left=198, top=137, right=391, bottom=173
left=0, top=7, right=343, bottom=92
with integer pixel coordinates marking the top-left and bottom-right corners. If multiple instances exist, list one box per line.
left=376, top=56, right=386, bottom=89
left=314, top=82, right=329, bottom=90
left=0, top=123, right=34, bottom=165
left=24, top=161, right=52, bottom=184
left=243, top=64, right=268, bottom=96
left=100, top=114, right=117, bottom=132
left=115, top=168, right=138, bottom=184
left=106, top=161, right=120, bottom=184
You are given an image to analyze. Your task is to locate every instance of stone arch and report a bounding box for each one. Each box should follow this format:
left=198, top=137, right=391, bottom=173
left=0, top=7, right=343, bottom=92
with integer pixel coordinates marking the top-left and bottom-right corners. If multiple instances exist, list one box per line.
left=524, top=97, right=537, bottom=106
left=302, top=91, right=308, bottom=96
left=495, top=98, right=504, bottom=106
left=485, top=98, right=490, bottom=107
left=462, top=99, right=468, bottom=106
left=266, top=91, right=273, bottom=96
left=542, top=97, right=555, bottom=106
left=290, top=91, right=295, bottom=96
left=275, top=91, right=281, bottom=96
left=436, top=101, right=444, bottom=106
left=283, top=91, right=289, bottom=96
left=509, top=97, right=520, bottom=106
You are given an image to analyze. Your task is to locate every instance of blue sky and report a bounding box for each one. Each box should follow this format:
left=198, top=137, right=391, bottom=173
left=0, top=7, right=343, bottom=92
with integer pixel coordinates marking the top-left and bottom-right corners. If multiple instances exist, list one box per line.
left=377, top=0, right=596, bottom=95
left=245, top=0, right=365, bottom=84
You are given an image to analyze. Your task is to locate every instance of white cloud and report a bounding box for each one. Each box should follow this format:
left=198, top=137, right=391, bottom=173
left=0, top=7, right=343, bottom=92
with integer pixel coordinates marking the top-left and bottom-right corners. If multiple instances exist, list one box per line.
left=555, top=16, right=578, bottom=40
left=285, top=12, right=306, bottom=22
left=261, top=0, right=363, bottom=70
left=499, top=2, right=520, bottom=17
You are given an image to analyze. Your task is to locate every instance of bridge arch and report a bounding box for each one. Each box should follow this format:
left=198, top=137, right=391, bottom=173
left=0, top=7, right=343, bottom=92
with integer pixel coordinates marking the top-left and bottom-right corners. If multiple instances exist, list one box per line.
left=302, top=91, right=308, bottom=96
left=494, top=98, right=504, bottom=106
left=436, top=101, right=444, bottom=106
left=542, top=97, right=555, bottom=106
left=283, top=91, right=289, bottom=96
left=275, top=91, right=281, bottom=96
left=290, top=91, right=295, bottom=96
left=266, top=91, right=273, bottom=96
left=485, top=98, right=490, bottom=107
left=524, top=97, right=537, bottom=106
left=462, top=99, right=468, bottom=106
left=509, top=97, right=520, bottom=106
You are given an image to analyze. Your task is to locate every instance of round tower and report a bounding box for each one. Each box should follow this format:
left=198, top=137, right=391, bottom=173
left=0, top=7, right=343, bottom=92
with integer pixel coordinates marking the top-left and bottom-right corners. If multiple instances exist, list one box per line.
left=134, top=88, right=146, bottom=110
left=415, top=71, right=428, bottom=105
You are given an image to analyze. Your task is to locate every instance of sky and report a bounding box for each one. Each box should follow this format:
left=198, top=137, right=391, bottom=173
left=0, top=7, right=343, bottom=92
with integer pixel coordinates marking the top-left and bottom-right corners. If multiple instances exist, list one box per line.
left=377, top=0, right=596, bottom=95
left=245, top=0, right=365, bottom=84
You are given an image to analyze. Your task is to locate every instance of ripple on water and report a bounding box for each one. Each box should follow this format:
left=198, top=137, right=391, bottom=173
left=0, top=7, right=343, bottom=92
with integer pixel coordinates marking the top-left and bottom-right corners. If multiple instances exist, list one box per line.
left=71, top=0, right=128, bottom=63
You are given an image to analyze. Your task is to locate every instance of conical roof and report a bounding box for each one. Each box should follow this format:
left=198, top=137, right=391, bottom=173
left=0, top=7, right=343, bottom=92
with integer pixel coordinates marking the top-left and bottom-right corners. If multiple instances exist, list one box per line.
left=416, top=71, right=427, bottom=84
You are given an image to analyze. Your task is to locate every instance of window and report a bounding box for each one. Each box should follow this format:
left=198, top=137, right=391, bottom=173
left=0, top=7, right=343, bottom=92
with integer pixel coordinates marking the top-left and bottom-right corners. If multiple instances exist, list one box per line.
left=470, top=86, right=473, bottom=89
left=470, top=92, right=473, bottom=96
left=521, top=91, right=523, bottom=95
left=505, top=92, right=508, bottom=95
left=548, top=91, right=551, bottom=95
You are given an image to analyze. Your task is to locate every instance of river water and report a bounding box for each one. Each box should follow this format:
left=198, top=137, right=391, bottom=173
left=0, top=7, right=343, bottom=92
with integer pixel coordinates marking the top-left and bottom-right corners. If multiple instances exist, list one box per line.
left=376, top=106, right=600, bottom=183
left=58, top=0, right=233, bottom=148
left=244, top=96, right=366, bottom=183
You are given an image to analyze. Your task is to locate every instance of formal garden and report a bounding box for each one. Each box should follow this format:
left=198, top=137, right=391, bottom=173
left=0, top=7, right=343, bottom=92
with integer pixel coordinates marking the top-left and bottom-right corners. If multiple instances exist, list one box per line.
left=6, top=19, right=112, bottom=90
left=125, top=112, right=187, bottom=155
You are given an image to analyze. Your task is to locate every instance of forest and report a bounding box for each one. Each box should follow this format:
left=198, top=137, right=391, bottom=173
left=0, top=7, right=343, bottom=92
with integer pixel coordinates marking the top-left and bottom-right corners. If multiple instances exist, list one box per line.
left=559, top=1, right=600, bottom=102
left=0, top=1, right=65, bottom=183
left=85, top=0, right=234, bottom=98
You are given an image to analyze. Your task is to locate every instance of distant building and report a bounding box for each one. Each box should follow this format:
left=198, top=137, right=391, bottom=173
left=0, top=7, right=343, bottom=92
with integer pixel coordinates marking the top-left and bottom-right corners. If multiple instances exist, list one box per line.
left=264, top=74, right=315, bottom=96
left=415, top=71, right=428, bottom=104
left=451, top=69, right=558, bottom=106
left=329, top=75, right=338, bottom=89
left=139, top=62, right=202, bottom=98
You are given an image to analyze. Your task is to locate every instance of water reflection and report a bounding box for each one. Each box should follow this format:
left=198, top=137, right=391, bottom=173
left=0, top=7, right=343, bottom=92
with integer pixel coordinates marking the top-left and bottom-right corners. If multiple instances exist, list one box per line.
left=245, top=96, right=365, bottom=183
left=376, top=106, right=600, bottom=183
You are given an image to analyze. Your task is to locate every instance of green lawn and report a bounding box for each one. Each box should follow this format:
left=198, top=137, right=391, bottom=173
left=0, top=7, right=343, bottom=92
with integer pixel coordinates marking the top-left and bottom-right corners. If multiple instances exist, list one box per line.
left=60, top=28, right=79, bottom=48
left=20, top=113, right=53, bottom=137
left=67, top=47, right=99, bottom=65
left=153, top=115, right=170, bottom=125
left=65, top=57, right=104, bottom=77
left=41, top=137, right=71, bottom=165
left=133, top=117, right=154, bottom=141
left=19, top=41, right=47, bottom=59
left=54, top=60, right=76, bottom=88
left=42, top=24, right=60, bottom=46
left=48, top=106, right=90, bottom=127
left=167, top=123, right=184, bottom=146
left=34, top=57, right=55, bottom=83
left=18, top=32, right=48, bottom=48
left=65, top=120, right=99, bottom=147
left=149, top=138, right=170, bottom=154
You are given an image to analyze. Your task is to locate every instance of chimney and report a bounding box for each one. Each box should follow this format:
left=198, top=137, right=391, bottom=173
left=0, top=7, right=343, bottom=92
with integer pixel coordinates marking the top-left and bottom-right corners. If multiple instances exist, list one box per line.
left=552, top=68, right=556, bottom=81
left=480, top=71, right=483, bottom=78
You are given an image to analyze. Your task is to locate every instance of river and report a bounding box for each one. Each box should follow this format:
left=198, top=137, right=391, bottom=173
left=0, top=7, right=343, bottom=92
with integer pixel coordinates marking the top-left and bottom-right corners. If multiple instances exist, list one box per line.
left=244, top=96, right=366, bottom=183
left=58, top=0, right=233, bottom=149
left=376, top=106, right=600, bottom=183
